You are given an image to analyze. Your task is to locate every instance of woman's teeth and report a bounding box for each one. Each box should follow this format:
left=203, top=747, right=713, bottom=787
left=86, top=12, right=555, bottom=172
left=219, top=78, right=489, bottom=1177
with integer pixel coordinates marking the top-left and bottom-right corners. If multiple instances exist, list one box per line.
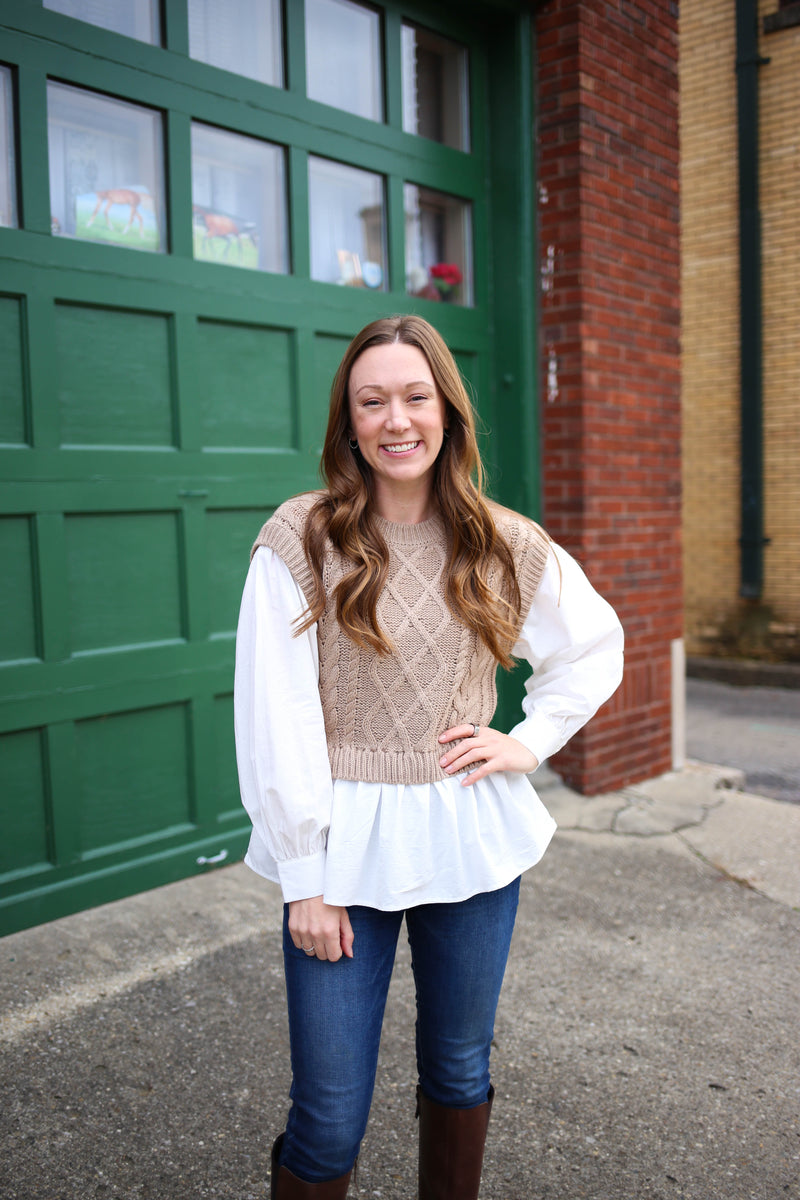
left=383, top=441, right=419, bottom=453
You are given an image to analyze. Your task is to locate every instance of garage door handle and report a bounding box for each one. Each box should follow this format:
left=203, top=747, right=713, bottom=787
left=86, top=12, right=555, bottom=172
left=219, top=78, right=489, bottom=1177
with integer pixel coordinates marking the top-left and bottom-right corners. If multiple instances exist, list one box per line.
left=196, top=849, right=228, bottom=865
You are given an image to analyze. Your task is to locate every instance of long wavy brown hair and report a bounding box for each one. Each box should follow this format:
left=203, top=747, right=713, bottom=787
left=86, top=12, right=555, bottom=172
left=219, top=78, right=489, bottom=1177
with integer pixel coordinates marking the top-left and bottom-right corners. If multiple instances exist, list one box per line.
left=295, top=315, right=523, bottom=668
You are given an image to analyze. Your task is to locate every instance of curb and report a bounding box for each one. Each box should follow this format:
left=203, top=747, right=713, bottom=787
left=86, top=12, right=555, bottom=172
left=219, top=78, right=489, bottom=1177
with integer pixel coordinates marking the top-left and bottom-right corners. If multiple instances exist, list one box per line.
left=687, top=655, right=800, bottom=689
left=536, top=760, right=744, bottom=839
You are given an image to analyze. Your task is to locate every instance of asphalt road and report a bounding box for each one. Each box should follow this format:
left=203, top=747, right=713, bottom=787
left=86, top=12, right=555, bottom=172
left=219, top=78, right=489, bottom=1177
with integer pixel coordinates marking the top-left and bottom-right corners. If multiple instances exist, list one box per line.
left=3, top=835, right=799, bottom=1200
left=686, top=676, right=800, bottom=803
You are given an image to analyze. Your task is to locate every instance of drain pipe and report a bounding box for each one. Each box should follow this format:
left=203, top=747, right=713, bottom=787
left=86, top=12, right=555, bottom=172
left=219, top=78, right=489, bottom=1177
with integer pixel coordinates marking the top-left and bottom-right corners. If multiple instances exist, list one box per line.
left=735, top=0, right=769, bottom=598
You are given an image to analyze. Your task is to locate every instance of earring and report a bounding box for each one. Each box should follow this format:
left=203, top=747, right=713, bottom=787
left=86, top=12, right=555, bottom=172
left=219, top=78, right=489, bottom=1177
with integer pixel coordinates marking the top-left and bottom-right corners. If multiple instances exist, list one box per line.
left=348, top=437, right=359, bottom=450
left=443, top=428, right=450, bottom=439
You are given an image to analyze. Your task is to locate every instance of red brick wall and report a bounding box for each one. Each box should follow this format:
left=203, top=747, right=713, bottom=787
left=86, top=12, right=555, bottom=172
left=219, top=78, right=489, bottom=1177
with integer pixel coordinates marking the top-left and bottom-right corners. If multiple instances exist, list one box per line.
left=535, top=0, right=681, bottom=793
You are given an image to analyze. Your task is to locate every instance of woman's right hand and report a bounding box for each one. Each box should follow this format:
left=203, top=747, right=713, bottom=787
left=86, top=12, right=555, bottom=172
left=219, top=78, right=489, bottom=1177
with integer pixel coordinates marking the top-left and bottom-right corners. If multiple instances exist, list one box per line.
left=288, top=896, right=354, bottom=962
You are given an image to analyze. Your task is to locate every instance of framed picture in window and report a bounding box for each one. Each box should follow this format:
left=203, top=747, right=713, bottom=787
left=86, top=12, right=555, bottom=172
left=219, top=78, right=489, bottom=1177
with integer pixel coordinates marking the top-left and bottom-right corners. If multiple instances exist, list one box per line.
left=47, top=82, right=165, bottom=252
left=191, top=123, right=288, bottom=274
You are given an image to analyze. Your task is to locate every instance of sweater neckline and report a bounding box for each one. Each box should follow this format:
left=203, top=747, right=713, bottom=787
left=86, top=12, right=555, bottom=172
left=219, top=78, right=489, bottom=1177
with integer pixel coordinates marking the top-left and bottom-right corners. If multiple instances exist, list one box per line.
left=374, top=510, right=445, bottom=546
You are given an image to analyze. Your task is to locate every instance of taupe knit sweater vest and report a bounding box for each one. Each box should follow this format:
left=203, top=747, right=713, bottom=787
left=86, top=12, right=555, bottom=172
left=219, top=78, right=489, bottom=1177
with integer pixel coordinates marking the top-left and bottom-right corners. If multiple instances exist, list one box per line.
left=252, top=492, right=550, bottom=785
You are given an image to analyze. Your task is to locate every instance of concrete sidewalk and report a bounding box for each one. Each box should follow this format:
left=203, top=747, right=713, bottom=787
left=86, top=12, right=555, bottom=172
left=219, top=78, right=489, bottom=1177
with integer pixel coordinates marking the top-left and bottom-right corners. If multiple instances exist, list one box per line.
left=2, top=763, right=799, bottom=1199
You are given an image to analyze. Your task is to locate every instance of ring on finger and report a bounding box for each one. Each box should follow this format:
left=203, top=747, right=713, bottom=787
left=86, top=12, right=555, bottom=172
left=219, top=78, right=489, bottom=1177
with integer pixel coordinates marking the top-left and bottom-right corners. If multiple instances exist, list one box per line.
left=302, top=945, right=316, bottom=955
left=472, top=724, right=480, bottom=738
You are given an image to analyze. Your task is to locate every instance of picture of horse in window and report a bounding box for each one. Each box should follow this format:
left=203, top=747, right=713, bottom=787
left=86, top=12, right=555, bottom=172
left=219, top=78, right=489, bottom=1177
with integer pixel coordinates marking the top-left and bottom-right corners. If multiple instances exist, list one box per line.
left=192, top=206, right=259, bottom=270
left=75, top=185, right=159, bottom=252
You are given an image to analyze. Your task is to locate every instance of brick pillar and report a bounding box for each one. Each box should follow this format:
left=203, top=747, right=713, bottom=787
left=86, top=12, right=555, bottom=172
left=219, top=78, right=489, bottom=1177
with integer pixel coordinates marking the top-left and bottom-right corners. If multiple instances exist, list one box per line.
left=535, top=0, right=681, bottom=793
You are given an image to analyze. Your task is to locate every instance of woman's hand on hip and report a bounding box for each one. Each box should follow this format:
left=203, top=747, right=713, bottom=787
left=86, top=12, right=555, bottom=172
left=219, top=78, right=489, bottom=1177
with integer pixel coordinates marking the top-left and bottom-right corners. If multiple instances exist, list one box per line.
left=438, top=724, right=539, bottom=785
left=288, top=896, right=354, bottom=962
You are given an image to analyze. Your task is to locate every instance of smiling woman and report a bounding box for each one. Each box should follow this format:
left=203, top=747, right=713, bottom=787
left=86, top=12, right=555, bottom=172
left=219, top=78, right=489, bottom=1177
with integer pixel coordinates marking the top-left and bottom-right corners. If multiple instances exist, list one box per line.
left=234, top=314, right=624, bottom=1198
left=347, top=342, right=447, bottom=524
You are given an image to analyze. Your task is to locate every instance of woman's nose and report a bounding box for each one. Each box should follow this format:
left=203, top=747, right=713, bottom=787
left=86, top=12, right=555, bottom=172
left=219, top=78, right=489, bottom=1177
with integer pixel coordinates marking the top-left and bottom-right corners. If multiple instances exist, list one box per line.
left=385, top=402, right=410, bottom=430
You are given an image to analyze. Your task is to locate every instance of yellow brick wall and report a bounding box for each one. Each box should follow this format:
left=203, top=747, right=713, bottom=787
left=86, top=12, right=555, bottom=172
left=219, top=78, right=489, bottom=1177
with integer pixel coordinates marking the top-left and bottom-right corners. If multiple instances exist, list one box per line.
left=681, top=0, right=740, bottom=652
left=681, top=0, right=800, bottom=657
left=759, top=0, right=800, bottom=637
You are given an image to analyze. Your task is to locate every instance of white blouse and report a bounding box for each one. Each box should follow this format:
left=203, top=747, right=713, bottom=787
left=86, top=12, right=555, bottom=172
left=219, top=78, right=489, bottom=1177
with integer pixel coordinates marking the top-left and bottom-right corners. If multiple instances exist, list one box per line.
left=234, top=540, right=624, bottom=910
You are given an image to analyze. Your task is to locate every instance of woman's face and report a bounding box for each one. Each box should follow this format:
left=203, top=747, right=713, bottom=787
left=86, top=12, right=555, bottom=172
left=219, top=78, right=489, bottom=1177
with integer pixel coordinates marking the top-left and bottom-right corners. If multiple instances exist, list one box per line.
left=347, top=342, right=447, bottom=516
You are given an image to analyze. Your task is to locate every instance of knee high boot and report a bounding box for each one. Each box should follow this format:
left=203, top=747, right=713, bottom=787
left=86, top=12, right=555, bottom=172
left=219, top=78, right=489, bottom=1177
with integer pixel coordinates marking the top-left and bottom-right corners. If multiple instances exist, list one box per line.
left=417, top=1085, right=495, bottom=1200
left=270, top=1134, right=353, bottom=1199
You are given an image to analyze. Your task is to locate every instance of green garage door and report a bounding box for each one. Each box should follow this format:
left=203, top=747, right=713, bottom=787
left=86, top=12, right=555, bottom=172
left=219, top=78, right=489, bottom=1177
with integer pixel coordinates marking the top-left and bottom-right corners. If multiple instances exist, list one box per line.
left=0, top=0, right=539, bottom=935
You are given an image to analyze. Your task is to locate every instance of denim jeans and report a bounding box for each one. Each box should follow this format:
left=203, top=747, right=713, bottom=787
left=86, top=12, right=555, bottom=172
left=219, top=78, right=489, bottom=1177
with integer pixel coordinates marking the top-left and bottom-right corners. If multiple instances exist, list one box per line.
left=279, top=877, right=521, bottom=1183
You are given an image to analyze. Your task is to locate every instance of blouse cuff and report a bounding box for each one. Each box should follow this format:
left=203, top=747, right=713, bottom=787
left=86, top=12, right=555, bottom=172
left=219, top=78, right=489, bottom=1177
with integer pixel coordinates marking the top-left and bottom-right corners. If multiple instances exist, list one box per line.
left=508, top=710, right=565, bottom=766
left=277, top=849, right=328, bottom=903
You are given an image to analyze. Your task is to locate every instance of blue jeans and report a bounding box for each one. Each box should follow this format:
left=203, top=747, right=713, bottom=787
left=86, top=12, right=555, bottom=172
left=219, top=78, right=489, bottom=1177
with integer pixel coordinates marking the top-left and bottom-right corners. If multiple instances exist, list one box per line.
left=279, top=878, right=521, bottom=1183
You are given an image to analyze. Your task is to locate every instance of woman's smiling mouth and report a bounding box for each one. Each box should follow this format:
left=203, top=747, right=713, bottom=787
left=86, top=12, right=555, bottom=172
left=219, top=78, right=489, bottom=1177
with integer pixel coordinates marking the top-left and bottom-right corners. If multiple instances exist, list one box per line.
left=381, top=441, right=420, bottom=454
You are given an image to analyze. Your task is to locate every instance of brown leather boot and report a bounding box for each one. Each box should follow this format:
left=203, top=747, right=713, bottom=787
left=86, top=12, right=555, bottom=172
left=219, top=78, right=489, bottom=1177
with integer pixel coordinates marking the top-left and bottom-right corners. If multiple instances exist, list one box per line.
left=417, top=1085, right=495, bottom=1200
left=270, top=1134, right=353, bottom=1199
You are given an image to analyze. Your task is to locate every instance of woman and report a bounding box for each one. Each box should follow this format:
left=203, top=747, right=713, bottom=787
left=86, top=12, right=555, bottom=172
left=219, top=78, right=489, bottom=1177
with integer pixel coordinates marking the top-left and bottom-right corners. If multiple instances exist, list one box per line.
left=234, top=315, right=623, bottom=1199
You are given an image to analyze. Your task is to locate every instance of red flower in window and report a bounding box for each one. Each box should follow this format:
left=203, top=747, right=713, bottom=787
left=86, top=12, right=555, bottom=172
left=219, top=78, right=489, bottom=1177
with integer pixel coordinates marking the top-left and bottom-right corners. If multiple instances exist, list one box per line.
left=429, top=262, right=463, bottom=287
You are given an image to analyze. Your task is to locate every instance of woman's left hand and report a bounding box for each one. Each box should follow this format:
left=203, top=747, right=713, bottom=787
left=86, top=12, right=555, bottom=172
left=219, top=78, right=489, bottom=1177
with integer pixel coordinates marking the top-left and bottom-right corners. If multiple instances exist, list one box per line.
left=438, top=724, right=539, bottom=785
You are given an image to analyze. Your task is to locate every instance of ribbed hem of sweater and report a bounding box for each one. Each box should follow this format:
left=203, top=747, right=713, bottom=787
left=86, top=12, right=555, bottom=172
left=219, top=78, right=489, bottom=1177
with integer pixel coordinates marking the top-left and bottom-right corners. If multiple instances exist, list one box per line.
left=328, top=744, right=479, bottom=785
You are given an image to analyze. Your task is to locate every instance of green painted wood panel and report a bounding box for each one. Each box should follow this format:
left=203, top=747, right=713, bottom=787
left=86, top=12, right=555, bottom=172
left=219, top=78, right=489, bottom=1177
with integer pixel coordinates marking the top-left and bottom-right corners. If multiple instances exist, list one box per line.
left=0, top=727, right=50, bottom=875
left=65, top=511, right=184, bottom=653
left=206, top=506, right=273, bottom=637
left=0, top=516, right=39, bottom=664
left=212, top=692, right=242, bottom=823
left=75, top=702, right=193, bottom=854
left=55, top=304, right=175, bottom=448
left=0, top=0, right=538, bottom=935
left=196, top=321, right=296, bottom=450
left=313, top=332, right=352, bottom=414
left=0, top=295, right=28, bottom=445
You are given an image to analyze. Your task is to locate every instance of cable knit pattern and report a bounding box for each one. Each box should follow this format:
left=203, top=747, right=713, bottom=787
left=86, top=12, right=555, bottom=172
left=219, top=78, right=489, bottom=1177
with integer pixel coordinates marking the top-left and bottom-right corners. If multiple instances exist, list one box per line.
left=252, top=491, right=550, bottom=784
